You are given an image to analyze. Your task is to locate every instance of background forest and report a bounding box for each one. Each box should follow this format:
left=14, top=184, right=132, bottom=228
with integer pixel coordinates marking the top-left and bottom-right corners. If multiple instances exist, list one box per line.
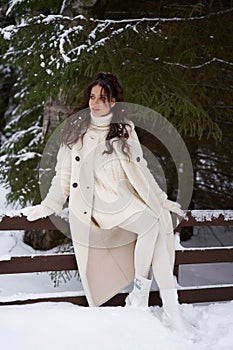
left=0, top=0, right=232, bottom=248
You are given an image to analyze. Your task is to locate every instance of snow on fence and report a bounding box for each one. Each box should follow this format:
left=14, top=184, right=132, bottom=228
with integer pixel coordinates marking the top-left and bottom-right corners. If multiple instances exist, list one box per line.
left=0, top=210, right=232, bottom=306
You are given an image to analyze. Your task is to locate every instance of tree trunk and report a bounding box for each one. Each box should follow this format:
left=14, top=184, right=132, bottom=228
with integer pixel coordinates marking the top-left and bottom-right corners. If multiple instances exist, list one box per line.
left=23, top=0, right=108, bottom=250
left=61, top=0, right=107, bottom=17
left=23, top=90, right=71, bottom=250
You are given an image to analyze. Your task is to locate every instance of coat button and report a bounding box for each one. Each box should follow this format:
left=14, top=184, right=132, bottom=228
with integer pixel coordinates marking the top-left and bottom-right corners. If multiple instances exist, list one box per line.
left=75, top=156, right=80, bottom=161
left=83, top=211, right=87, bottom=214
left=72, top=182, right=78, bottom=188
left=136, top=156, right=140, bottom=162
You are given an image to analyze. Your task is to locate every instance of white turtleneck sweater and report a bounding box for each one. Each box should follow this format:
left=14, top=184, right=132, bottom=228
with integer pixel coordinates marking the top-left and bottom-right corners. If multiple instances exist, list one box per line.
left=90, top=112, right=146, bottom=229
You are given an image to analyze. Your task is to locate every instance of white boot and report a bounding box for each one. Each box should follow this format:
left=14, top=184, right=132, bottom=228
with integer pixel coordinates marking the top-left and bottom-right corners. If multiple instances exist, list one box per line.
left=125, top=274, right=152, bottom=309
left=160, top=288, right=185, bottom=333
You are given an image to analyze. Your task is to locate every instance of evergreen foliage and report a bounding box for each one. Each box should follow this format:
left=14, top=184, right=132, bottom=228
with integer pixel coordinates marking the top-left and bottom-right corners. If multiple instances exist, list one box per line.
left=0, top=1, right=232, bottom=206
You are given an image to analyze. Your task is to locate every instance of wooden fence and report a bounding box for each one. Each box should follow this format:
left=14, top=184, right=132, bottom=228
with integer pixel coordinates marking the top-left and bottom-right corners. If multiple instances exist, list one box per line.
left=0, top=210, right=232, bottom=306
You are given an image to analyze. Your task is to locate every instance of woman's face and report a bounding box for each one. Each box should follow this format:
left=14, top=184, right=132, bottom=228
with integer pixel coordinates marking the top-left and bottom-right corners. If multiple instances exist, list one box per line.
left=89, top=84, right=115, bottom=117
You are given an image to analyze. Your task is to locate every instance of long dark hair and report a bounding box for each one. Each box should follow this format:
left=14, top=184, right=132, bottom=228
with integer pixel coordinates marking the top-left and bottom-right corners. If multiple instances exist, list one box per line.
left=61, top=72, right=131, bottom=155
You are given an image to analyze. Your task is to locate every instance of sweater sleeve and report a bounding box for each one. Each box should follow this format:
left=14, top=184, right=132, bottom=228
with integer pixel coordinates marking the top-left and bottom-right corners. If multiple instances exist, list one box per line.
left=42, top=145, right=71, bottom=214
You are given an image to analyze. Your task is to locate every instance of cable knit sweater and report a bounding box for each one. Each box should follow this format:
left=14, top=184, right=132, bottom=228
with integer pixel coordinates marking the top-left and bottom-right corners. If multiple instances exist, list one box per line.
left=90, top=112, right=147, bottom=229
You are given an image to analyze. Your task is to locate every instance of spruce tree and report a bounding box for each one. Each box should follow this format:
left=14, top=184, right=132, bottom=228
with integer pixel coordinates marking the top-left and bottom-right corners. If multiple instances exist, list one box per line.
left=0, top=1, right=232, bottom=248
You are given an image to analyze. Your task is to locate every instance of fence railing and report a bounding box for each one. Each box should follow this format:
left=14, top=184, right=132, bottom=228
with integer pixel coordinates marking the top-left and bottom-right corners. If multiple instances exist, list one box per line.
left=0, top=210, right=232, bottom=306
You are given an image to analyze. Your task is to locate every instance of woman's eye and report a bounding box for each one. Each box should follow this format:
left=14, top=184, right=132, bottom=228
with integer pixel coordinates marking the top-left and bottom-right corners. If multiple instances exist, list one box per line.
left=100, top=96, right=106, bottom=102
left=90, top=95, right=94, bottom=100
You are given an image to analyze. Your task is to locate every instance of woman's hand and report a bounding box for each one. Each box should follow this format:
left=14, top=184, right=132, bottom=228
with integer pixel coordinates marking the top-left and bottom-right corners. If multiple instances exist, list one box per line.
left=163, top=200, right=184, bottom=217
left=21, top=204, right=54, bottom=221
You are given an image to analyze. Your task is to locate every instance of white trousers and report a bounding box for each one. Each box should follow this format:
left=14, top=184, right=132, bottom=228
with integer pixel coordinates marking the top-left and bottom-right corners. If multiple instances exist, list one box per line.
left=118, top=209, right=176, bottom=290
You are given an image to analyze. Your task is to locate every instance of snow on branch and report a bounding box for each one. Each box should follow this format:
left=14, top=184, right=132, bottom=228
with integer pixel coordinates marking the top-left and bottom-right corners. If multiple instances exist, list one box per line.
left=14, top=152, right=41, bottom=165
left=58, top=19, right=163, bottom=63
left=1, top=10, right=232, bottom=69
left=4, top=125, right=42, bottom=144
left=59, top=25, right=84, bottom=63
left=2, top=7, right=232, bottom=41
left=91, top=8, right=233, bottom=24
left=163, top=57, right=233, bottom=69
left=59, top=0, right=67, bottom=15
left=1, top=25, right=20, bottom=40
left=6, top=0, right=27, bottom=16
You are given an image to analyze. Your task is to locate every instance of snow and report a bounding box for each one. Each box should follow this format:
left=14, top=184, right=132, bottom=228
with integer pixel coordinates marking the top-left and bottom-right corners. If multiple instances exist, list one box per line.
left=1, top=25, right=19, bottom=40
left=191, top=209, right=233, bottom=222
left=59, top=25, right=84, bottom=63
left=0, top=301, right=233, bottom=349
left=0, top=207, right=69, bottom=222
left=163, top=57, right=233, bottom=69
left=0, top=209, right=22, bottom=222
left=59, top=0, right=67, bottom=14
left=2, top=11, right=233, bottom=70
left=14, top=151, right=40, bottom=165
left=0, top=290, right=84, bottom=303
left=6, top=0, right=25, bottom=16
left=3, top=125, right=41, bottom=144
left=0, top=184, right=233, bottom=349
left=45, top=68, right=54, bottom=75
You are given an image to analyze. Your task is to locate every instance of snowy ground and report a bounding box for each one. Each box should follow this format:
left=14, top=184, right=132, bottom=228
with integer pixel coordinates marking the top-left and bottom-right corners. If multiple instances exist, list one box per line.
left=0, top=301, right=233, bottom=350
left=0, top=184, right=233, bottom=349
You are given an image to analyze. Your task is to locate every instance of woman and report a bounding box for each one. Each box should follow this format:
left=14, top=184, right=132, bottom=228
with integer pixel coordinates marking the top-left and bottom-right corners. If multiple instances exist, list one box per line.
left=22, top=72, right=185, bottom=332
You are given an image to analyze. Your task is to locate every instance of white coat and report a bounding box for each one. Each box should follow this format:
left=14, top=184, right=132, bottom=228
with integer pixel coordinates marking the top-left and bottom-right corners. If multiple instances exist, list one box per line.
left=42, top=121, right=182, bottom=306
